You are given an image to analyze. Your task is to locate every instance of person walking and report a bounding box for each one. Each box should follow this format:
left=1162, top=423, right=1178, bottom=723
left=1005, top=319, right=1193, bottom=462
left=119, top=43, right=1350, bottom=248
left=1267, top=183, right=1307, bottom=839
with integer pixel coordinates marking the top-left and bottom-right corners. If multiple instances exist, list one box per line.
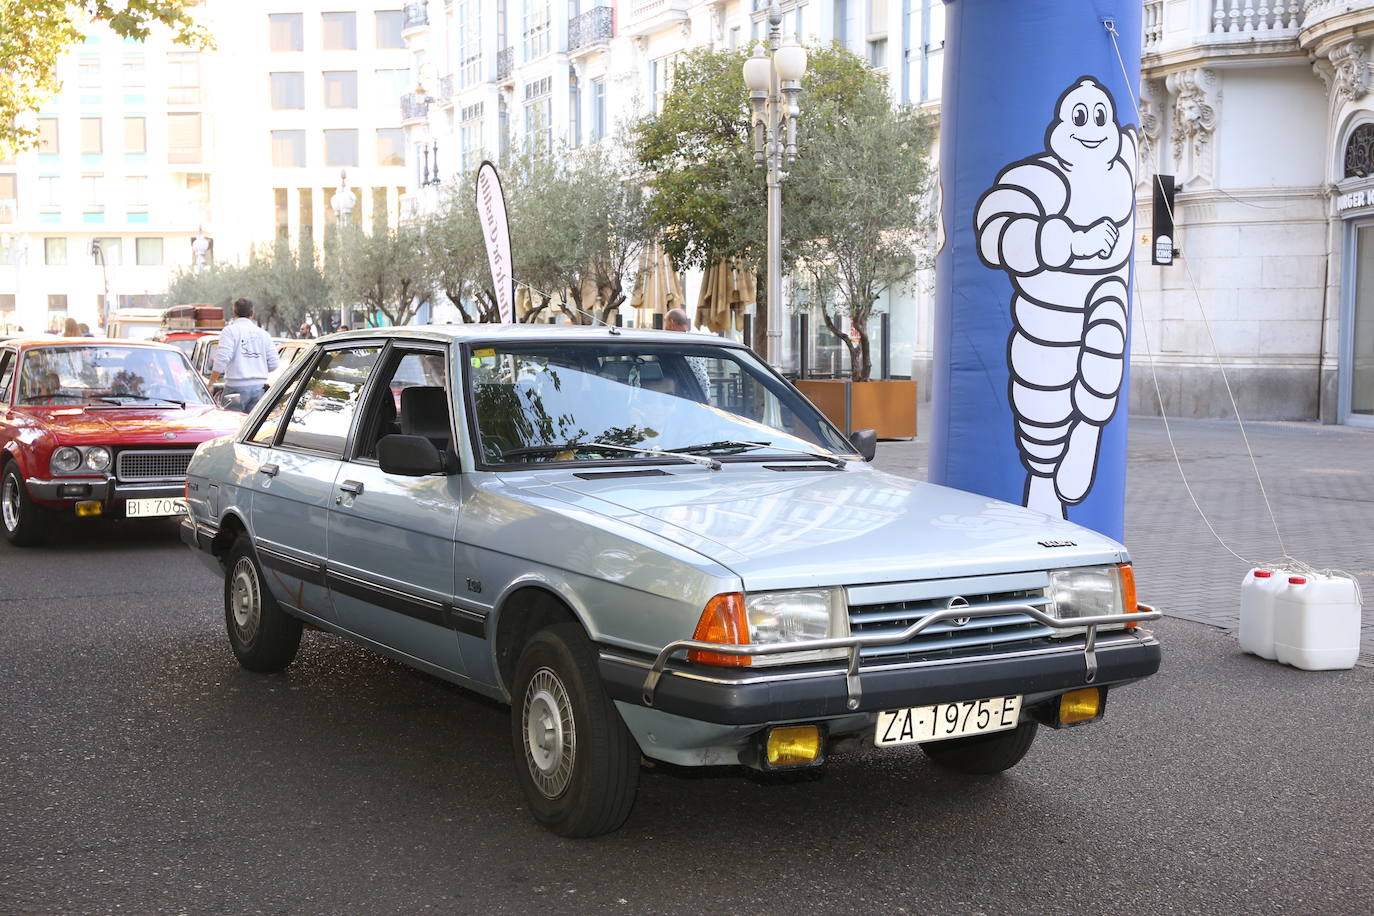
left=62, top=317, right=81, bottom=337
left=210, top=298, right=279, bottom=413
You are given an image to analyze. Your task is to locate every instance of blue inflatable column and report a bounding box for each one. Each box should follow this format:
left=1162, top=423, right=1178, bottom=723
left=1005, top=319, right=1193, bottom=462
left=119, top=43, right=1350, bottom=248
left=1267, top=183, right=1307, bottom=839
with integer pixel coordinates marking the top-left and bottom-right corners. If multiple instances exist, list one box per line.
left=929, top=0, right=1142, bottom=541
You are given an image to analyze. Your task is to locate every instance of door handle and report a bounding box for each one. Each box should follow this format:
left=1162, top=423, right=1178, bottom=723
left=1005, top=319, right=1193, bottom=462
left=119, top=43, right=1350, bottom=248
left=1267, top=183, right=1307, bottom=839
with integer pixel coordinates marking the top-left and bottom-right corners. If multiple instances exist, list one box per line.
left=259, top=463, right=279, bottom=477
left=339, top=480, right=364, bottom=496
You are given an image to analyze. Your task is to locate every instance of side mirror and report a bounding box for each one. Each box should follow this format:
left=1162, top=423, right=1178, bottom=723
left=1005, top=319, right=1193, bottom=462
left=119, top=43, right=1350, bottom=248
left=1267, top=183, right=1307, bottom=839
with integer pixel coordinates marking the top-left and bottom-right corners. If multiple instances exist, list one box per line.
left=849, top=428, right=877, bottom=462
left=378, top=434, right=448, bottom=476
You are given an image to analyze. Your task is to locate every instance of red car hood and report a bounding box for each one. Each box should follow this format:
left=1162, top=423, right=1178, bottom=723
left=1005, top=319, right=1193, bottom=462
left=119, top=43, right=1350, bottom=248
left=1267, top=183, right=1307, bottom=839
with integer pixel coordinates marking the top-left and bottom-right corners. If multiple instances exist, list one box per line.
left=28, top=405, right=244, bottom=446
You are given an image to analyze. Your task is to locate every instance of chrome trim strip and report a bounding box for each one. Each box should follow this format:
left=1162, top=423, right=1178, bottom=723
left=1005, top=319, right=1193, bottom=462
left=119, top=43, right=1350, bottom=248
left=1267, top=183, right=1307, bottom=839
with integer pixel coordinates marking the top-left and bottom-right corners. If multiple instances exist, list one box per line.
left=326, top=567, right=445, bottom=610
left=640, top=601, right=1163, bottom=707
left=603, top=632, right=1154, bottom=687
left=847, top=570, right=1051, bottom=606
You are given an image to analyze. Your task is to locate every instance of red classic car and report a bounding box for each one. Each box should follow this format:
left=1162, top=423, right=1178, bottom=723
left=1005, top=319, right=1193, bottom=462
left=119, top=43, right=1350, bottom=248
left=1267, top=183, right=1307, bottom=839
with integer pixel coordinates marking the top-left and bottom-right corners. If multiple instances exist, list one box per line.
left=0, top=337, right=245, bottom=546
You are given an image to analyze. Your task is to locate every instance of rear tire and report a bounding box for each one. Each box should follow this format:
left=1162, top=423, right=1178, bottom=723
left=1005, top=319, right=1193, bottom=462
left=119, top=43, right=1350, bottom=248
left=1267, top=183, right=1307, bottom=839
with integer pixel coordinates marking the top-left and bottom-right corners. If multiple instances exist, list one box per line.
left=224, top=536, right=302, bottom=672
left=920, top=721, right=1038, bottom=775
left=1, top=462, right=51, bottom=547
left=510, top=622, right=639, bottom=837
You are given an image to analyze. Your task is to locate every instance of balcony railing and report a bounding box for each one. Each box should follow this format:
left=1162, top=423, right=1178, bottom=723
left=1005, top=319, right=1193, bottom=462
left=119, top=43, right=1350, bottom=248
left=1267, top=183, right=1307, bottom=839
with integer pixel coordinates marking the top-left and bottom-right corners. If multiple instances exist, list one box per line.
left=1208, top=0, right=1299, bottom=34
left=497, top=46, right=513, bottom=81
left=569, top=6, right=614, bottom=51
left=1144, top=0, right=1163, bottom=52
left=404, top=1, right=428, bottom=29
left=401, top=92, right=430, bottom=122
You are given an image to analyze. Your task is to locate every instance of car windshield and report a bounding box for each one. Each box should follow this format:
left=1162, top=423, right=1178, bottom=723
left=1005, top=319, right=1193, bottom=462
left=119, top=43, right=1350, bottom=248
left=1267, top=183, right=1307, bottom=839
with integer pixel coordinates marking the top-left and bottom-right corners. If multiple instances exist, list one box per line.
left=18, top=345, right=211, bottom=406
left=466, top=340, right=854, bottom=466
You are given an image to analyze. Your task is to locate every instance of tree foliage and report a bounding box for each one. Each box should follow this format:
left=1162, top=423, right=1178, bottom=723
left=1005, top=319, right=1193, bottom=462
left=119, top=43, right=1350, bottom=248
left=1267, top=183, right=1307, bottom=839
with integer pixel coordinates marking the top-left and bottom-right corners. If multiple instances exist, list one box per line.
left=0, top=1, right=210, bottom=151
left=330, top=223, right=432, bottom=327
left=422, top=176, right=500, bottom=324
left=635, top=44, right=934, bottom=378
left=166, top=238, right=330, bottom=335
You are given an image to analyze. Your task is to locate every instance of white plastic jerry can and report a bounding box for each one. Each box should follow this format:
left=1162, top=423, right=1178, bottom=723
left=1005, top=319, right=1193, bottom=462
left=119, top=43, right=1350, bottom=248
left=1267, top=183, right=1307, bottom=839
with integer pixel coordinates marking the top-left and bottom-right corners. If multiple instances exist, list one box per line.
left=1238, top=569, right=1282, bottom=660
left=1272, top=574, right=1362, bottom=671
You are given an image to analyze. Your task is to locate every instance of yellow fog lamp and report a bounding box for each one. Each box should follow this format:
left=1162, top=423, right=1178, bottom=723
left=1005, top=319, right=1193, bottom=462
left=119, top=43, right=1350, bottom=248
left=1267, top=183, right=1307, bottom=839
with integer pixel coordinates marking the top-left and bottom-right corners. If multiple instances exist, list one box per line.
left=75, top=500, right=103, bottom=517
left=1058, top=687, right=1104, bottom=726
left=764, top=725, right=823, bottom=768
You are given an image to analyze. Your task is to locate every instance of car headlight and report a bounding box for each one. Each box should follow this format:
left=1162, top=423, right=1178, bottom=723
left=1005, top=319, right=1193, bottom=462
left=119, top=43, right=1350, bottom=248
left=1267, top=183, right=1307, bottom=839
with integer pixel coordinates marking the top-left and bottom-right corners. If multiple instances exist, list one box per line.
left=1048, top=564, right=1138, bottom=634
left=689, top=588, right=850, bottom=667
left=51, top=446, right=83, bottom=473
left=84, top=446, right=112, bottom=472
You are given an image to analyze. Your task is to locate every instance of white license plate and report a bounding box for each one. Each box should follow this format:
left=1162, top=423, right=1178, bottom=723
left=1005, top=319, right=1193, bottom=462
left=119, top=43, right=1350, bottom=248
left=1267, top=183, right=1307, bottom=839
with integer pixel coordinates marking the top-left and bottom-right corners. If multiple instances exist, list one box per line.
left=125, top=497, right=188, bottom=518
left=875, top=695, right=1023, bottom=747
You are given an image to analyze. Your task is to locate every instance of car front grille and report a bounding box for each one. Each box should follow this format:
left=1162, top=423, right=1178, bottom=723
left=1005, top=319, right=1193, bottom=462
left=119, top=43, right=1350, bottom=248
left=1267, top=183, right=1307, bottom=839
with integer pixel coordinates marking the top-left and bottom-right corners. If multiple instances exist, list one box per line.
left=847, top=575, right=1054, bottom=664
left=116, top=449, right=195, bottom=482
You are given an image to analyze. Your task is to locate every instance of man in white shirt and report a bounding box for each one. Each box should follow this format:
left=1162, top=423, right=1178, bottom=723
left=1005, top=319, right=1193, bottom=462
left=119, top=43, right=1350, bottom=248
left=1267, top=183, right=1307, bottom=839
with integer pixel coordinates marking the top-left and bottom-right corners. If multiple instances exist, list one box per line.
left=210, top=298, right=280, bottom=413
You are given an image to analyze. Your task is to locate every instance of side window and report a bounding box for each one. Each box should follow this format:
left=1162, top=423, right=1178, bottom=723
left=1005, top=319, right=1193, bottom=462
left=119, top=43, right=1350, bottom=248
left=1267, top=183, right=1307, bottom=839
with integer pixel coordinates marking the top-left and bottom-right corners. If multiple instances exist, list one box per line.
left=277, top=346, right=381, bottom=455
left=0, top=350, right=14, bottom=403
left=354, top=349, right=451, bottom=461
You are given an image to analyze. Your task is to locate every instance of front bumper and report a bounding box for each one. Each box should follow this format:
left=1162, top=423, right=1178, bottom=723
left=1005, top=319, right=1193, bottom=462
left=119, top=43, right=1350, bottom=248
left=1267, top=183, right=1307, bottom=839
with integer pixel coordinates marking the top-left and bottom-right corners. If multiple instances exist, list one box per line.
left=601, top=629, right=1161, bottom=726
left=26, top=476, right=186, bottom=504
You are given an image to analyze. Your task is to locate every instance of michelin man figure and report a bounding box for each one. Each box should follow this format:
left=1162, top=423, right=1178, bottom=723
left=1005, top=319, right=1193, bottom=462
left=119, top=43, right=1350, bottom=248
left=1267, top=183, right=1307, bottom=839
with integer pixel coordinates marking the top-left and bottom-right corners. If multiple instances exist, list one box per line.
left=974, top=77, right=1137, bottom=518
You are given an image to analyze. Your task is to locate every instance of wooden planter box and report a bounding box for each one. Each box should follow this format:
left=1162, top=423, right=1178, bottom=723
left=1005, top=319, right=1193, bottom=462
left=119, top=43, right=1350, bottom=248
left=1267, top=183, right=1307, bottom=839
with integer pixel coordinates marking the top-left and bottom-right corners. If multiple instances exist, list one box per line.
left=794, top=379, right=918, bottom=439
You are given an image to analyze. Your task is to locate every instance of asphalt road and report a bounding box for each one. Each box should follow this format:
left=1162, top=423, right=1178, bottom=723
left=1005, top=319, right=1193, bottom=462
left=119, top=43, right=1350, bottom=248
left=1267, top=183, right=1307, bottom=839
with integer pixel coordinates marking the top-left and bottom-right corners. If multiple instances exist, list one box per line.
left=4, top=516, right=1373, bottom=916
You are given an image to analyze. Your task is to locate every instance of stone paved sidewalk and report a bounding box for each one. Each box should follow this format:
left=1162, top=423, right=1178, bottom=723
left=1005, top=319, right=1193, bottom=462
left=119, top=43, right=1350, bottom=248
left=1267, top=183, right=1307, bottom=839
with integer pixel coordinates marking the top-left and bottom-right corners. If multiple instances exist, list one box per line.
left=872, top=414, right=1374, bottom=666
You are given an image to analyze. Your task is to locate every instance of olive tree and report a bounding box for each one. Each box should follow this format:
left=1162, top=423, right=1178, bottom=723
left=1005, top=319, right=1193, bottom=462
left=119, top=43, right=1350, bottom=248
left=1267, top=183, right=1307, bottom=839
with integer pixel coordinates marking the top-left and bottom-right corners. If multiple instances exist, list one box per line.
left=330, top=223, right=433, bottom=327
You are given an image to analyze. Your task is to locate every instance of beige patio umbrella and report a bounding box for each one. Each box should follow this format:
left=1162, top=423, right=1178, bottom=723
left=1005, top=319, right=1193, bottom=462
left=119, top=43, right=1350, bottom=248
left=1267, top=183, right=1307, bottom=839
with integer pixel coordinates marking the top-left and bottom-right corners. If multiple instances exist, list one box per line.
left=630, top=241, right=685, bottom=326
left=696, top=258, right=757, bottom=334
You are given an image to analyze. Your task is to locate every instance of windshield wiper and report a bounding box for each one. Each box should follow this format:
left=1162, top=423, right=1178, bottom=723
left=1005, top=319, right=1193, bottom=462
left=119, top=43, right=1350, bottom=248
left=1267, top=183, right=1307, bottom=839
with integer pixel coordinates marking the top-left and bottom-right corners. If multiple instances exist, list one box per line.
left=94, top=394, right=185, bottom=408
left=501, top=441, right=721, bottom=470
left=669, top=439, right=848, bottom=468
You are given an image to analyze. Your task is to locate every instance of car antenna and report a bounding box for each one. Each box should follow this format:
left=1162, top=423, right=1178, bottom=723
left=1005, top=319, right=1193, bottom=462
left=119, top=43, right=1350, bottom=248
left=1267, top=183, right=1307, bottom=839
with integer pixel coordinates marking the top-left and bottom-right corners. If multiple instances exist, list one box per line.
left=514, top=281, right=618, bottom=331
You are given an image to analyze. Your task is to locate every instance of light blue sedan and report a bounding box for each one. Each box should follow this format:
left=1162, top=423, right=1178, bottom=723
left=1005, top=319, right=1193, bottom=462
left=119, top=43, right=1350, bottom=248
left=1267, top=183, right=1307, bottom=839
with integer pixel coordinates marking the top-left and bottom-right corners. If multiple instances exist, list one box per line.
left=181, top=326, right=1161, bottom=837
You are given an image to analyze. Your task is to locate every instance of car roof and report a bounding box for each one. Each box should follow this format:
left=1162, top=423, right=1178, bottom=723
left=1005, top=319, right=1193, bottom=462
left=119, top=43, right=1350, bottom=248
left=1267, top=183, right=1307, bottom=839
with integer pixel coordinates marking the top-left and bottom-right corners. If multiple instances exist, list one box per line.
left=315, top=324, right=747, bottom=349
left=5, top=336, right=186, bottom=352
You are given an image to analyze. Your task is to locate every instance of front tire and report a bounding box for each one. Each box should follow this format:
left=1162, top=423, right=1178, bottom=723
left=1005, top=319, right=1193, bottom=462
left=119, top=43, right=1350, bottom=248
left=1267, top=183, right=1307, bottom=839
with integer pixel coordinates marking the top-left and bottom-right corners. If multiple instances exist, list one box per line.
left=920, top=721, right=1038, bottom=775
left=1, top=462, right=51, bottom=547
left=224, top=536, right=302, bottom=672
left=510, top=623, right=639, bottom=837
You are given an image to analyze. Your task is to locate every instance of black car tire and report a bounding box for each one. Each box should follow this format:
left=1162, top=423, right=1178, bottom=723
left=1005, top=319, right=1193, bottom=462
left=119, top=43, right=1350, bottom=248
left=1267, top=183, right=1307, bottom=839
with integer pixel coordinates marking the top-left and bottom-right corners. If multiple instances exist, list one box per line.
left=224, top=536, right=302, bottom=672
left=1, top=462, right=51, bottom=547
left=919, top=721, right=1039, bottom=775
left=510, top=622, right=639, bottom=838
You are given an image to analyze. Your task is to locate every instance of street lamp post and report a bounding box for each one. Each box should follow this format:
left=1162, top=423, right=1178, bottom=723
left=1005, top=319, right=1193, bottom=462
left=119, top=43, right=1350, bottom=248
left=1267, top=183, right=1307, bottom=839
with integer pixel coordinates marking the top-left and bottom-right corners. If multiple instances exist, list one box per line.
left=90, top=239, right=111, bottom=333
left=743, top=2, right=807, bottom=370
left=331, top=169, right=357, bottom=329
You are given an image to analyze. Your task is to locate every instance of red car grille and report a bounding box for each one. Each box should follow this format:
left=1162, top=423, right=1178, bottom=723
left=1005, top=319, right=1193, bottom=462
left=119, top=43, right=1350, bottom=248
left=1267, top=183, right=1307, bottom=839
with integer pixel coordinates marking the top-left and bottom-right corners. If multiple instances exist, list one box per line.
left=115, top=449, right=195, bottom=482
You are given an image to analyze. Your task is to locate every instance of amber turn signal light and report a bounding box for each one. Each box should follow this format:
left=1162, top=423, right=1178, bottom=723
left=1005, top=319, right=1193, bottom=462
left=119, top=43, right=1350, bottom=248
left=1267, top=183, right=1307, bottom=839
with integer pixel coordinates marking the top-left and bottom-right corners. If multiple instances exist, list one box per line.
left=1059, top=687, right=1103, bottom=725
left=1118, top=563, right=1139, bottom=628
left=75, top=501, right=102, bottom=517
left=688, top=592, right=750, bottom=667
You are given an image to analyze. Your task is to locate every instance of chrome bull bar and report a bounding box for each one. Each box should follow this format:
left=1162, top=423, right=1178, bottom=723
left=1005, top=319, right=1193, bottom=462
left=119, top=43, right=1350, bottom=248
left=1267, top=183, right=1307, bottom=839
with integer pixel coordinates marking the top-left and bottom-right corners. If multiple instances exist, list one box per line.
left=640, top=601, right=1162, bottom=710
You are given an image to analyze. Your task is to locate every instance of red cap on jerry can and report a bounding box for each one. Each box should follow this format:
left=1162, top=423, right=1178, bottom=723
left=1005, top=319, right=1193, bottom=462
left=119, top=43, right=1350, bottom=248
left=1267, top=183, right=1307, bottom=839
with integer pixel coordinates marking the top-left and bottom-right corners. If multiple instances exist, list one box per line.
left=1253, top=570, right=1272, bottom=578
left=1288, top=576, right=1307, bottom=585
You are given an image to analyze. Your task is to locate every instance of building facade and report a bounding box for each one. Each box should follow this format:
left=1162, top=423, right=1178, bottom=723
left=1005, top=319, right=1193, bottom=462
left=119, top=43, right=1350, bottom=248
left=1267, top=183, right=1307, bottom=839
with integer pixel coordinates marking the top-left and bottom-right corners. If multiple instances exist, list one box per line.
left=0, top=1, right=413, bottom=335
left=0, top=25, right=215, bottom=333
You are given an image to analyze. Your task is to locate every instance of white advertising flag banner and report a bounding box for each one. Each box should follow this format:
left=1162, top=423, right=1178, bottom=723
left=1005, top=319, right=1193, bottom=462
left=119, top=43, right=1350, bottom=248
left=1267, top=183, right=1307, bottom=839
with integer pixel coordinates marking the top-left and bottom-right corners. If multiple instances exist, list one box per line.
left=476, top=160, right=515, bottom=324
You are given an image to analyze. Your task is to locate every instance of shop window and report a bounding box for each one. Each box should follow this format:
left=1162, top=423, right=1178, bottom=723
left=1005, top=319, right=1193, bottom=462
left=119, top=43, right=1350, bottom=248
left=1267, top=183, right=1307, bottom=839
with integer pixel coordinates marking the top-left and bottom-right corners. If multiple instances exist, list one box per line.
left=269, top=13, right=304, bottom=51
left=322, top=12, right=357, bottom=50
left=323, top=71, right=358, bottom=109
left=324, top=129, right=359, bottom=167
left=45, top=238, right=67, bottom=266
left=124, top=116, right=146, bottom=154
left=81, top=117, right=102, bottom=154
left=135, top=237, right=163, bottom=266
left=271, top=72, right=305, bottom=109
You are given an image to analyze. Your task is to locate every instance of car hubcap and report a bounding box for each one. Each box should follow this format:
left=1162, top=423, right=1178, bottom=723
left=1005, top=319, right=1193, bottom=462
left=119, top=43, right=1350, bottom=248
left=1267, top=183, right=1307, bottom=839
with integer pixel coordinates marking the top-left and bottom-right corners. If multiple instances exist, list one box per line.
left=523, top=667, right=575, bottom=799
left=1, top=476, right=19, bottom=532
left=229, top=557, right=262, bottom=645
